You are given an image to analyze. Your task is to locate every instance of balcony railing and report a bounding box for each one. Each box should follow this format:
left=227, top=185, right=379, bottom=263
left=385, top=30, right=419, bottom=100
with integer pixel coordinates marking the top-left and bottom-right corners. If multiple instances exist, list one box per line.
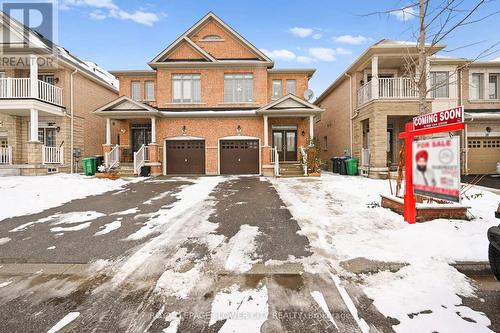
left=0, top=146, right=12, bottom=164
left=42, top=145, right=64, bottom=165
left=357, top=77, right=418, bottom=106
left=0, top=78, right=63, bottom=106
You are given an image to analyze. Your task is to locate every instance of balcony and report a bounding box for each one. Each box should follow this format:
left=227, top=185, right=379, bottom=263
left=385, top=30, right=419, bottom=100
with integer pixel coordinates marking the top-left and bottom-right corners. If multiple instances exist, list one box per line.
left=357, top=77, right=418, bottom=106
left=0, top=78, right=63, bottom=106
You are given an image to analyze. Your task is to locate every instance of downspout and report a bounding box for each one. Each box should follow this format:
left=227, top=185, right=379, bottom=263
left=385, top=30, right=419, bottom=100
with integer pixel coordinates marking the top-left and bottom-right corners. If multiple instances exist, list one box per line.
left=344, top=72, right=353, bottom=156
left=70, top=69, right=77, bottom=173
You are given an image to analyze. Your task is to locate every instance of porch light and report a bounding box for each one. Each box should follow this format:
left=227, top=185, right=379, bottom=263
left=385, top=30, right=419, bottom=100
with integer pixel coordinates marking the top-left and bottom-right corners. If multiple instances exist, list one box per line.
left=236, top=125, right=242, bottom=135
left=486, top=126, right=492, bottom=133
left=56, top=126, right=61, bottom=132
left=182, top=125, right=187, bottom=136
left=301, top=130, right=305, bottom=136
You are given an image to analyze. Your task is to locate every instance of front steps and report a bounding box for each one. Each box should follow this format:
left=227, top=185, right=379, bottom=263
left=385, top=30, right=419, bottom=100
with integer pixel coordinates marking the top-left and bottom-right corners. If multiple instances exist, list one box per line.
left=278, top=162, right=306, bottom=177
left=115, top=163, right=136, bottom=177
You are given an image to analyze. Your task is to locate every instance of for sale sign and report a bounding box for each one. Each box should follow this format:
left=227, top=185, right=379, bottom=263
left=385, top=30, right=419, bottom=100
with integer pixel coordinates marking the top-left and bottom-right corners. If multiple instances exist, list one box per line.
left=413, top=106, right=464, bottom=130
left=412, top=137, right=461, bottom=202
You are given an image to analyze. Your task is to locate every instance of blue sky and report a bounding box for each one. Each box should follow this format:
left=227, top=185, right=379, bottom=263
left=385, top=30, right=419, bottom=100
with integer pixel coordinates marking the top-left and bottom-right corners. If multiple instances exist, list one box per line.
left=47, top=1, right=500, bottom=95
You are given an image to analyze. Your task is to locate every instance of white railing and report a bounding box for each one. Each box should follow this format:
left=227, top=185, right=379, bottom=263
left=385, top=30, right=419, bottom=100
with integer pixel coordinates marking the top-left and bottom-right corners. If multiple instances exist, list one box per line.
left=105, top=145, right=120, bottom=170
left=357, top=78, right=418, bottom=106
left=357, top=81, right=372, bottom=106
left=0, top=146, right=12, bottom=164
left=133, top=144, right=148, bottom=175
left=270, top=146, right=280, bottom=177
left=0, top=78, right=63, bottom=106
left=361, top=148, right=371, bottom=167
left=299, top=146, right=308, bottom=176
left=42, top=145, right=64, bottom=165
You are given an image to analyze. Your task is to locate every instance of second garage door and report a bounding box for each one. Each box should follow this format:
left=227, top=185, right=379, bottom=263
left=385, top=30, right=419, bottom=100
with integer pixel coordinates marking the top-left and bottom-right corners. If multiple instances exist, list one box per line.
left=467, top=137, right=500, bottom=174
left=165, top=140, right=205, bottom=174
left=220, top=139, right=259, bottom=175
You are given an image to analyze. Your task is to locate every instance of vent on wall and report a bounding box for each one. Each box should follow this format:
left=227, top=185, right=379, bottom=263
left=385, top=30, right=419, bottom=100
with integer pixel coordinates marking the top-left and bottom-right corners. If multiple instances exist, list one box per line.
left=201, top=34, right=223, bottom=41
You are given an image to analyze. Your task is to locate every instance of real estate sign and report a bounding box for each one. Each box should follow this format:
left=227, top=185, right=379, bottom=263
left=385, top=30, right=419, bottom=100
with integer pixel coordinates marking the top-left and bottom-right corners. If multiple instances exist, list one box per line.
left=413, top=106, right=464, bottom=130
left=412, top=136, right=461, bottom=202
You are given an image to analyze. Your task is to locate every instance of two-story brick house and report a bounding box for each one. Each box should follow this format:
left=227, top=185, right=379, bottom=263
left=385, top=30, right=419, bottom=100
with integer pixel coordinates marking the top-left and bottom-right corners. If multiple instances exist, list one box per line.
left=314, top=39, right=500, bottom=178
left=0, top=12, right=119, bottom=176
left=94, top=12, right=323, bottom=176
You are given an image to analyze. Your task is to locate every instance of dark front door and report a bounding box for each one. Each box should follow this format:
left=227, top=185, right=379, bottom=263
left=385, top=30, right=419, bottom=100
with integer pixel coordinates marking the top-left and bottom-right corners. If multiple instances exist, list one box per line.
left=220, top=140, right=259, bottom=175
left=272, top=130, right=297, bottom=161
left=166, top=140, right=205, bottom=174
left=131, top=125, right=152, bottom=152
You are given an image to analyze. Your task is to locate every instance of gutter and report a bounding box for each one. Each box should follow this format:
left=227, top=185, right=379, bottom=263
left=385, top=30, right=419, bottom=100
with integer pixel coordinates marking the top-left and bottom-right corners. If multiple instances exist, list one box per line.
left=345, top=73, right=353, bottom=156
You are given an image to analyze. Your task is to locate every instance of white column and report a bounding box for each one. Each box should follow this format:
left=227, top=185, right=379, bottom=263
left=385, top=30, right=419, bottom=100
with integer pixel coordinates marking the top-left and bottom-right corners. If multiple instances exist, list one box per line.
left=263, top=115, right=268, bottom=146
left=29, top=55, right=38, bottom=99
left=106, top=118, right=111, bottom=145
left=151, top=117, right=156, bottom=143
left=29, top=108, right=38, bottom=142
left=309, top=115, right=314, bottom=142
left=371, top=56, right=379, bottom=99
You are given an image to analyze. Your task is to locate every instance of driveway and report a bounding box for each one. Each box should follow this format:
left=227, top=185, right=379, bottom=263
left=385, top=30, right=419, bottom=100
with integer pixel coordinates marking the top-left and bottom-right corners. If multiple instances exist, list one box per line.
left=0, top=176, right=390, bottom=333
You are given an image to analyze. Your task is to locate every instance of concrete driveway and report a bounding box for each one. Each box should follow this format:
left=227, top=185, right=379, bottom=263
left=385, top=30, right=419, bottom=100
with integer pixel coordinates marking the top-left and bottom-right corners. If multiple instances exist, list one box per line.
left=0, top=176, right=391, bottom=333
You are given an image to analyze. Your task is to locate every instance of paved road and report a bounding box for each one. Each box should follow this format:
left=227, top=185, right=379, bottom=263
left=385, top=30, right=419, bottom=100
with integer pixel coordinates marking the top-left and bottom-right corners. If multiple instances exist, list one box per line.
left=0, top=176, right=391, bottom=333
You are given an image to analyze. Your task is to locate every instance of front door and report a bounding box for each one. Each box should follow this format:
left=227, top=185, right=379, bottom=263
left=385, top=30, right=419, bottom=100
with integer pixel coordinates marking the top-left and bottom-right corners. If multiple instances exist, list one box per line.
left=131, top=125, right=151, bottom=152
left=272, top=130, right=297, bottom=161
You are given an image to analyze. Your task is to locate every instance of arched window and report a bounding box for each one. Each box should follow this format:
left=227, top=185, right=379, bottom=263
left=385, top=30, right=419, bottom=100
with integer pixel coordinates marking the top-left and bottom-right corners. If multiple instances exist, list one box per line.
left=201, top=34, right=223, bottom=41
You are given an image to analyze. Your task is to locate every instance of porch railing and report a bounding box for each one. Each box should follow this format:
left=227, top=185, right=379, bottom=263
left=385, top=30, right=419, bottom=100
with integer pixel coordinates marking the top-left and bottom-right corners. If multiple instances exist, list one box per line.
left=361, top=148, right=371, bottom=167
left=357, top=81, right=372, bottom=106
left=105, top=145, right=120, bottom=170
left=0, top=146, right=12, bottom=164
left=357, top=78, right=418, bottom=106
left=270, top=146, right=280, bottom=177
left=133, top=144, right=148, bottom=175
left=42, top=145, right=64, bottom=165
left=0, top=78, right=63, bottom=106
left=299, top=146, right=308, bottom=176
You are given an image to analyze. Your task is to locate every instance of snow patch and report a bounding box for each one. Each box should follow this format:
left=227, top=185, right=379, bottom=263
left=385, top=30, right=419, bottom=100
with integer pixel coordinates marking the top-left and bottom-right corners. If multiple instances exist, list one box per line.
left=0, top=281, right=12, bottom=288
left=47, top=312, right=80, bottom=333
left=143, top=191, right=171, bottom=205
left=310, top=291, right=339, bottom=330
left=95, top=220, right=122, bottom=236
left=0, top=237, right=11, bottom=245
left=10, top=211, right=105, bottom=232
left=163, top=311, right=181, bottom=333
left=50, top=222, right=92, bottom=233
left=155, top=263, right=203, bottom=299
left=224, top=225, right=261, bottom=272
left=47, top=246, right=56, bottom=250
left=111, top=207, right=139, bottom=216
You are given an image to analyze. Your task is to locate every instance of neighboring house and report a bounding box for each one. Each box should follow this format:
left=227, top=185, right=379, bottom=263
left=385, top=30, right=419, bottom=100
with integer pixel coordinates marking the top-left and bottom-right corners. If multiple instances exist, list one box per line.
left=314, top=39, right=500, bottom=178
left=0, top=12, right=119, bottom=176
left=94, top=12, right=322, bottom=176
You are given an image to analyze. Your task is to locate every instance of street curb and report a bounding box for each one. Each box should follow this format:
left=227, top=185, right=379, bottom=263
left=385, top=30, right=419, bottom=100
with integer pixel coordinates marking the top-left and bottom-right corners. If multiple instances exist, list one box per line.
left=451, top=261, right=492, bottom=276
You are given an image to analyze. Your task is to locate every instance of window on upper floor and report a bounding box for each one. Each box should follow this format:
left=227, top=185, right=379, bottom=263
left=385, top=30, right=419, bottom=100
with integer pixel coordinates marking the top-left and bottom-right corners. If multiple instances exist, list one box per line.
left=430, top=71, right=449, bottom=98
left=489, top=74, right=499, bottom=99
left=272, top=80, right=282, bottom=100
left=38, top=74, right=55, bottom=85
left=470, top=73, right=484, bottom=100
left=224, top=74, right=253, bottom=103
left=172, top=74, right=201, bottom=103
left=286, top=79, right=297, bottom=95
left=131, top=80, right=141, bottom=101
left=144, top=80, right=155, bottom=101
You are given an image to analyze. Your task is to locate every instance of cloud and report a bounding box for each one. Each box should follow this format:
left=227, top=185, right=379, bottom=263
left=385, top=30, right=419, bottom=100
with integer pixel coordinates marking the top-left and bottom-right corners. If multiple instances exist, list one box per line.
left=335, top=47, right=352, bottom=55
left=260, top=49, right=297, bottom=61
left=390, top=6, right=417, bottom=21
left=308, top=47, right=336, bottom=62
left=312, top=33, right=323, bottom=40
left=296, top=55, right=315, bottom=63
left=334, top=34, right=371, bottom=45
left=61, top=0, right=160, bottom=26
left=289, top=27, right=314, bottom=38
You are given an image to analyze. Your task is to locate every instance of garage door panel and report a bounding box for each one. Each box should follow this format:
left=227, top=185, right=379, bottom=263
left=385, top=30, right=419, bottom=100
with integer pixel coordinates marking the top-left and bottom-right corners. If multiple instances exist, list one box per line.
left=220, top=140, right=259, bottom=175
left=166, top=140, right=205, bottom=174
left=467, top=137, right=500, bottom=174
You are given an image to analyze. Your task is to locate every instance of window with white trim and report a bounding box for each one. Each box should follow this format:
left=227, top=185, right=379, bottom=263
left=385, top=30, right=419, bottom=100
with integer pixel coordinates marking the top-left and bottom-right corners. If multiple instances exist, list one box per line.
left=172, top=74, right=201, bottom=103
left=144, top=80, right=155, bottom=101
left=131, top=81, right=141, bottom=101
left=470, top=73, right=484, bottom=100
left=430, top=71, right=449, bottom=98
left=286, top=79, right=296, bottom=95
left=489, top=74, right=499, bottom=99
left=224, top=74, right=253, bottom=103
left=272, top=80, right=282, bottom=100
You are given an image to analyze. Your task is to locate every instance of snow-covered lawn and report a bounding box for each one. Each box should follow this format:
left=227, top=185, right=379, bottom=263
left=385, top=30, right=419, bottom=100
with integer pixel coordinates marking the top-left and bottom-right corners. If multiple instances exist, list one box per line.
left=271, top=172, right=499, bottom=333
left=0, top=174, right=138, bottom=222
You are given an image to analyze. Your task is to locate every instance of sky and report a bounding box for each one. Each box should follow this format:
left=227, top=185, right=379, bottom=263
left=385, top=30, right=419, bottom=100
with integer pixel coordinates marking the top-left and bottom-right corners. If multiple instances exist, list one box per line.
left=23, top=0, right=500, bottom=96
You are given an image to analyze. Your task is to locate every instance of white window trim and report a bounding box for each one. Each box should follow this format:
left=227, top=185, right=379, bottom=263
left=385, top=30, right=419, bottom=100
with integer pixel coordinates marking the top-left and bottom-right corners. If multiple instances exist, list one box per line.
left=285, top=79, right=297, bottom=95
left=430, top=71, right=450, bottom=99
left=272, top=79, right=282, bottom=100
left=469, top=69, right=500, bottom=101
left=224, top=74, right=254, bottom=103
left=172, top=74, right=201, bottom=103
left=131, top=80, right=141, bottom=101
left=144, top=80, right=155, bottom=101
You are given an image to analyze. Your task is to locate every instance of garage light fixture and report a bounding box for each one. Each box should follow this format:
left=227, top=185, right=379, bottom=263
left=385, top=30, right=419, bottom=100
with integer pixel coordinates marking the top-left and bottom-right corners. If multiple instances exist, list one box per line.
left=236, top=125, right=242, bottom=135
left=182, top=125, right=187, bottom=136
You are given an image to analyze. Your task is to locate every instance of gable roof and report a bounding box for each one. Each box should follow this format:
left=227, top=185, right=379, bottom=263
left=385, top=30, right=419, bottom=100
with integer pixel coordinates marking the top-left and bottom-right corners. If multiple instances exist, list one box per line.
left=257, top=94, right=323, bottom=115
left=94, top=96, right=159, bottom=118
left=149, top=12, right=273, bottom=66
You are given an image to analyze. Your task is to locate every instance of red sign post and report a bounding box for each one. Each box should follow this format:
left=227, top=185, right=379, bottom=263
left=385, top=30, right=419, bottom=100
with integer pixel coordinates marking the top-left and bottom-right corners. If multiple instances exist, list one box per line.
left=399, top=106, right=465, bottom=224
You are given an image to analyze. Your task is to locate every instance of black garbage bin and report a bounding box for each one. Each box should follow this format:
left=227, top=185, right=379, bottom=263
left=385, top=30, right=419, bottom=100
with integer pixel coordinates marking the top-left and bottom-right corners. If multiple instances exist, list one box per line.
left=94, top=155, right=104, bottom=171
left=140, top=165, right=151, bottom=177
left=339, top=156, right=350, bottom=175
left=332, top=157, right=338, bottom=173
left=330, top=158, right=336, bottom=172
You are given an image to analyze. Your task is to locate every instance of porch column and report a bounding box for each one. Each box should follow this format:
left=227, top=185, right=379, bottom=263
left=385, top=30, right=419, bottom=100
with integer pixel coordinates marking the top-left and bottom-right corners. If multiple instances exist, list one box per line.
left=29, top=55, right=38, bottom=99
left=263, top=115, right=269, bottom=146
left=106, top=118, right=111, bottom=145
left=29, top=108, right=38, bottom=142
left=309, top=115, right=314, bottom=143
left=151, top=117, right=156, bottom=143
left=371, top=56, right=379, bottom=100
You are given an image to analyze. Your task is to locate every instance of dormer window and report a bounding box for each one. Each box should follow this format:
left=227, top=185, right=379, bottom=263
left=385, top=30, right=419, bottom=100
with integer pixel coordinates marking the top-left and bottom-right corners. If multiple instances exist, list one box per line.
left=201, top=34, right=223, bottom=41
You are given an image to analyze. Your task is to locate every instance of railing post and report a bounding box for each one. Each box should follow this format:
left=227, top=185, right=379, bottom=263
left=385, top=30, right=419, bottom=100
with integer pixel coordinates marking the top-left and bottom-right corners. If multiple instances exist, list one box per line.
left=42, top=145, right=45, bottom=164
left=60, top=146, right=64, bottom=165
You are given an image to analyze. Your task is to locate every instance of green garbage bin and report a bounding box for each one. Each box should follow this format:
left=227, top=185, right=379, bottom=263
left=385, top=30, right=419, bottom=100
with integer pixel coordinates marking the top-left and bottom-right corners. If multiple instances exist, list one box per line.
left=345, top=158, right=358, bottom=176
left=82, top=157, right=97, bottom=176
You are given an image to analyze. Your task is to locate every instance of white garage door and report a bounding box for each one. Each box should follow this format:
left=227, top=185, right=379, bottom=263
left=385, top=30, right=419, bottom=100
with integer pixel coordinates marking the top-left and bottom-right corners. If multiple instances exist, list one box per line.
left=467, top=137, right=500, bottom=174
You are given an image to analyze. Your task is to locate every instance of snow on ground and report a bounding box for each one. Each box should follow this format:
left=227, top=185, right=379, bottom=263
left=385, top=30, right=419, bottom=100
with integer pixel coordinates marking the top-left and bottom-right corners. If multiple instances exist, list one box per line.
left=0, top=237, right=10, bottom=245
left=10, top=211, right=105, bottom=233
left=94, top=220, right=122, bottom=236
left=271, top=172, right=499, bottom=333
left=209, top=284, right=268, bottom=333
left=223, top=224, right=261, bottom=273
left=47, top=312, right=80, bottom=333
left=0, top=174, right=136, bottom=222
left=310, top=290, right=339, bottom=330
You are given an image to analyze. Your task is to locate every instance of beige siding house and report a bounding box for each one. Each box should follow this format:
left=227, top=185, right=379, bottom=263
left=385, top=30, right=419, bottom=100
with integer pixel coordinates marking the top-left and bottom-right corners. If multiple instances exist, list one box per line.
left=315, top=39, right=500, bottom=178
left=0, top=12, right=119, bottom=175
